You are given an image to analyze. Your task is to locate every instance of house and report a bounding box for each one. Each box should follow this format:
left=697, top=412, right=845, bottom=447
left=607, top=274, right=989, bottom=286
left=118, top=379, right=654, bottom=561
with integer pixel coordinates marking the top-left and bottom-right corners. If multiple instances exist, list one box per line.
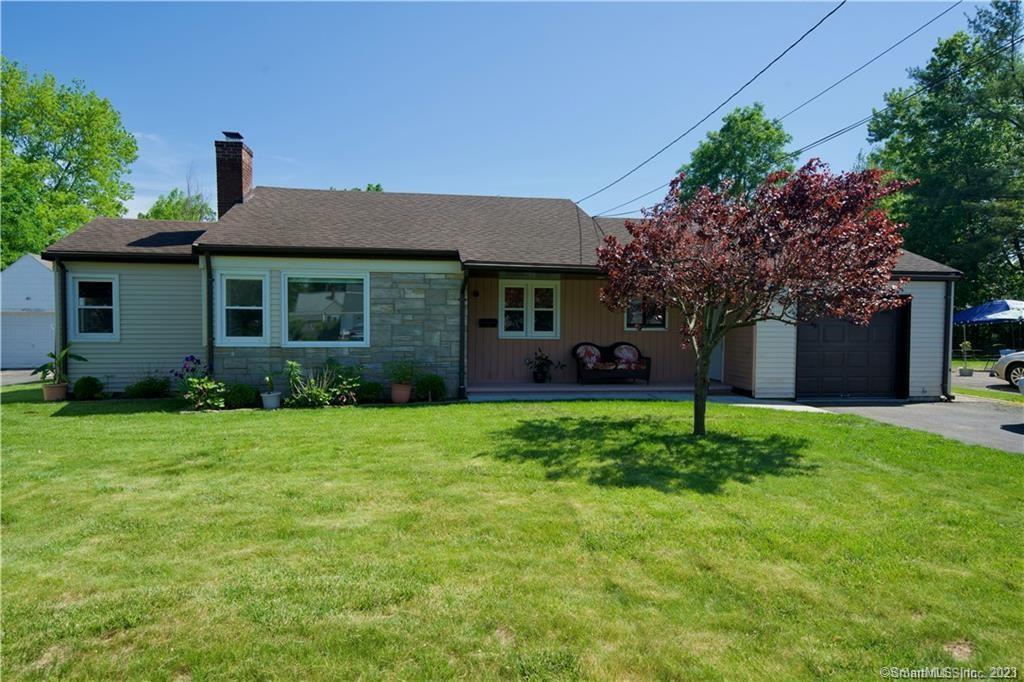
left=41, top=133, right=960, bottom=400
left=1, top=254, right=55, bottom=369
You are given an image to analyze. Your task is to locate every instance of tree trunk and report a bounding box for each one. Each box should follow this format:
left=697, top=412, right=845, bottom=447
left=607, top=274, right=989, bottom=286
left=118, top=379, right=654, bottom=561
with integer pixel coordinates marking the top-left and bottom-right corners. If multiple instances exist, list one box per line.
left=692, top=350, right=712, bottom=437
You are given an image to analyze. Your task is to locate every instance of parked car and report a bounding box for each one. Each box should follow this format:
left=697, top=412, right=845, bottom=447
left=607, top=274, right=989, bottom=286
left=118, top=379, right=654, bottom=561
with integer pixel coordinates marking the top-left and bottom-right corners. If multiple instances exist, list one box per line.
left=991, top=350, right=1024, bottom=386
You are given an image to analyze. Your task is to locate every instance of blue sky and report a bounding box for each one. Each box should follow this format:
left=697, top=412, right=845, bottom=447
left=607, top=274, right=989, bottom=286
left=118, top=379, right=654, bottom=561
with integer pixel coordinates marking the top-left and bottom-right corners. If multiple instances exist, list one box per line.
left=2, top=1, right=981, bottom=217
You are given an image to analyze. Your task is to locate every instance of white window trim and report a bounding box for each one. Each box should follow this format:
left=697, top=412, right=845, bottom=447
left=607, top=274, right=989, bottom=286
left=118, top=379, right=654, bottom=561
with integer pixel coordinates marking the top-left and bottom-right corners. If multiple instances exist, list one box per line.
left=216, top=271, right=270, bottom=347
left=280, top=271, right=370, bottom=348
left=498, top=279, right=560, bottom=340
left=68, top=274, right=120, bottom=342
left=623, top=299, right=668, bottom=332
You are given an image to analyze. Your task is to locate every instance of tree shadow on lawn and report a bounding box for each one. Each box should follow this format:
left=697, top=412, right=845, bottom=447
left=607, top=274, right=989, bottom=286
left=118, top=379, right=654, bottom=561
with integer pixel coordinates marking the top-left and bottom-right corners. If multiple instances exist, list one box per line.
left=484, top=416, right=816, bottom=494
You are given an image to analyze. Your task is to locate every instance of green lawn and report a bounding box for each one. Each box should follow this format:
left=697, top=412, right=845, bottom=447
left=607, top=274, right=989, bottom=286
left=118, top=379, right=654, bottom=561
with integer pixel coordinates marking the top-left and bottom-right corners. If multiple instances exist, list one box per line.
left=955, top=385, right=1024, bottom=404
left=2, top=383, right=1022, bottom=679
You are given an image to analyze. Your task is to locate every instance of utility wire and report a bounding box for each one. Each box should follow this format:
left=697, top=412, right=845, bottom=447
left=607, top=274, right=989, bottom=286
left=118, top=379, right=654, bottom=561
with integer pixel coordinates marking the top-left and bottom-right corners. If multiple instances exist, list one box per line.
left=778, top=0, right=964, bottom=121
left=575, top=0, right=847, bottom=204
left=785, top=34, right=1019, bottom=158
left=596, top=34, right=1019, bottom=218
left=595, top=2, right=966, bottom=217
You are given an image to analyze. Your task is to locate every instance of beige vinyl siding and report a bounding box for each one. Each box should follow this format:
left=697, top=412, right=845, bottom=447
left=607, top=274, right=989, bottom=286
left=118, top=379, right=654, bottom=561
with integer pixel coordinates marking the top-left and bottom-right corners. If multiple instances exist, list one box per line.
left=723, top=325, right=755, bottom=392
left=753, top=318, right=797, bottom=399
left=65, top=262, right=203, bottom=391
left=904, top=280, right=949, bottom=399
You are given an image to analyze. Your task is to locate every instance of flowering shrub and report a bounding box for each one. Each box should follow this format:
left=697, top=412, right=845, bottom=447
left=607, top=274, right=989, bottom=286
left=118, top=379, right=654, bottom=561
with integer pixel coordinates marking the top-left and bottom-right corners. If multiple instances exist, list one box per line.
left=172, top=355, right=208, bottom=392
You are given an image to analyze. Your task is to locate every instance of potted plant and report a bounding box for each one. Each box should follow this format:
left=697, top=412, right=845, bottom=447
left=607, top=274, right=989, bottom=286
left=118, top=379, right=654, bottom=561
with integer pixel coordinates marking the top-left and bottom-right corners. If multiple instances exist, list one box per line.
left=261, top=374, right=281, bottom=410
left=386, top=361, right=416, bottom=404
left=958, top=340, right=973, bottom=376
left=525, top=347, right=565, bottom=383
left=31, top=345, right=88, bottom=402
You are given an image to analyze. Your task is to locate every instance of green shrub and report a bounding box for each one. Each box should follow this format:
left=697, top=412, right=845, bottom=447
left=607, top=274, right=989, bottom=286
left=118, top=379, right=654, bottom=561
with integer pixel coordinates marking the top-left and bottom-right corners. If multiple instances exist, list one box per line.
left=183, top=376, right=225, bottom=410
left=124, top=376, right=171, bottom=399
left=72, top=376, right=104, bottom=400
left=224, top=383, right=260, bottom=409
left=386, top=360, right=417, bottom=385
left=356, top=381, right=385, bottom=404
left=284, top=360, right=359, bottom=408
left=413, top=374, right=447, bottom=402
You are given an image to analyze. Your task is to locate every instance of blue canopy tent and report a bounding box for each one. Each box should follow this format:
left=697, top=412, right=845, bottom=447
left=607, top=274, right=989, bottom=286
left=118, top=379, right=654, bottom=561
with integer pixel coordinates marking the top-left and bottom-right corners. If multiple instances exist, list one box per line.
left=953, top=300, right=1024, bottom=357
left=953, top=299, right=1024, bottom=325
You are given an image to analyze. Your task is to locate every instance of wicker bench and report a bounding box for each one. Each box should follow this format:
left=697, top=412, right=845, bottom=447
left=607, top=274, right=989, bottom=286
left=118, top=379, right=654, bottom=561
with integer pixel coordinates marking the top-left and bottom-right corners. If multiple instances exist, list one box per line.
left=571, top=342, right=651, bottom=384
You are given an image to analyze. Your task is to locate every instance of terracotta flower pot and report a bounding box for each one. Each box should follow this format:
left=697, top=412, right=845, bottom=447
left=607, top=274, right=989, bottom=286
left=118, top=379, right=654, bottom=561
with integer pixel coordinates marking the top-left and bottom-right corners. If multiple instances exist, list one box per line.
left=391, top=383, right=412, bottom=404
left=42, top=383, right=68, bottom=402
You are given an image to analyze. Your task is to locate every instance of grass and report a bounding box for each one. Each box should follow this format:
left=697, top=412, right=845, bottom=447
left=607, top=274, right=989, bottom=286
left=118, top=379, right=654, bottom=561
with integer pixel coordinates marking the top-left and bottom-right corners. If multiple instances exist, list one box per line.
left=954, top=385, right=1024, bottom=404
left=956, top=358, right=996, bottom=371
left=2, top=383, right=1022, bottom=679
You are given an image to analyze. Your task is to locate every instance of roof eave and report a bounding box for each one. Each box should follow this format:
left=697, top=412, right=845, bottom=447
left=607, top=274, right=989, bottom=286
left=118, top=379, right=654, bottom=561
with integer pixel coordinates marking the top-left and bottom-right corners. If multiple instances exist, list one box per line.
left=893, top=270, right=963, bottom=281
left=462, top=260, right=602, bottom=274
left=41, top=250, right=199, bottom=264
left=192, top=243, right=461, bottom=260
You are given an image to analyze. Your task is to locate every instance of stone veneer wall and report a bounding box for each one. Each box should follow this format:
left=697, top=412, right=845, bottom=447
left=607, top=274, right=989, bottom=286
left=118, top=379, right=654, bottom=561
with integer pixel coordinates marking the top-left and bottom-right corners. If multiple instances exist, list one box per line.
left=214, top=272, right=462, bottom=394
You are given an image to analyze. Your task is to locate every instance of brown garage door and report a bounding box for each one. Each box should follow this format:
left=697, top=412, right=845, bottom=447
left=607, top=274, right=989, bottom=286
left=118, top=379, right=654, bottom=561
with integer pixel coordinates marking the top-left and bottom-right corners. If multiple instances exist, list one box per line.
left=796, top=307, right=910, bottom=398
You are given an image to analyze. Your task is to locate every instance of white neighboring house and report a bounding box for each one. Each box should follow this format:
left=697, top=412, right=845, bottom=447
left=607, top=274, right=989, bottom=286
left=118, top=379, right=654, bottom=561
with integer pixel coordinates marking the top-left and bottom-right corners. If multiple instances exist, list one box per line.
left=2, top=254, right=55, bottom=368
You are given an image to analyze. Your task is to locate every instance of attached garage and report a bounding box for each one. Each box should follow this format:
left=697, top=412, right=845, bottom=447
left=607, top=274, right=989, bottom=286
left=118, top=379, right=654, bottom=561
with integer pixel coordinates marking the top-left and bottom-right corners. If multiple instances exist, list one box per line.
left=796, top=307, right=910, bottom=398
left=735, top=252, right=961, bottom=402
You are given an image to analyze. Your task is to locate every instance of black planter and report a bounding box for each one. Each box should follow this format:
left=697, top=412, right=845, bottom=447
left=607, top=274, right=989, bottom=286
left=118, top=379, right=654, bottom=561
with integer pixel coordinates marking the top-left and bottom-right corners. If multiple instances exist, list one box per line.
left=532, top=370, right=549, bottom=384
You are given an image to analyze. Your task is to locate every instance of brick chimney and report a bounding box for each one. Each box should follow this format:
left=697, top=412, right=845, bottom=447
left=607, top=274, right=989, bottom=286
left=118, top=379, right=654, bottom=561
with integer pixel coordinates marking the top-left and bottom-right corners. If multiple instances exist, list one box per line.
left=215, top=131, right=253, bottom=218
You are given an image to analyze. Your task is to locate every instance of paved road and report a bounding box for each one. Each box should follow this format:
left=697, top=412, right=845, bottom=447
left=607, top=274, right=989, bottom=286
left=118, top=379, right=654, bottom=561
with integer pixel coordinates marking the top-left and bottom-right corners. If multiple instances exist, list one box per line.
left=826, top=397, right=1023, bottom=453
left=1, top=369, right=37, bottom=386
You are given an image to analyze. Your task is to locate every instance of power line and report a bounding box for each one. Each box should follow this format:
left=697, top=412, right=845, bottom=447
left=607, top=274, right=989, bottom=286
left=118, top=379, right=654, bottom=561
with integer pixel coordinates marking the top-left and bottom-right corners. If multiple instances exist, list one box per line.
left=778, top=0, right=964, bottom=121
left=596, top=34, right=1019, bottom=218
left=575, top=0, right=847, bottom=204
left=786, top=34, right=1019, bottom=157
left=594, top=1, right=965, bottom=217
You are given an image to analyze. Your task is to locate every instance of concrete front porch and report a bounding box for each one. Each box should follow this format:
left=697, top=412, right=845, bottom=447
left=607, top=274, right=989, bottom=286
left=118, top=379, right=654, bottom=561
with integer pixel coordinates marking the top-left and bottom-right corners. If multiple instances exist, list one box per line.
left=466, top=380, right=826, bottom=412
left=467, top=380, right=733, bottom=402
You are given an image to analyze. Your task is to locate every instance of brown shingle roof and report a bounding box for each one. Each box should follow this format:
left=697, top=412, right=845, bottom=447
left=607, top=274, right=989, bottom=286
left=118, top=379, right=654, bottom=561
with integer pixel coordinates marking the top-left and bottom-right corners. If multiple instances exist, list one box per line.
left=43, top=218, right=205, bottom=261
left=198, top=187, right=595, bottom=265
left=42, top=188, right=960, bottom=277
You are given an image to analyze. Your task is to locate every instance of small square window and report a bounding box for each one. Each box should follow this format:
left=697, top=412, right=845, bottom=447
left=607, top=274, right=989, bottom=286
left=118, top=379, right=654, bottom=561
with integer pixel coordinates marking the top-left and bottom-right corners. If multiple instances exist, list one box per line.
left=499, top=280, right=559, bottom=339
left=71, top=276, right=118, bottom=340
left=626, top=299, right=667, bottom=330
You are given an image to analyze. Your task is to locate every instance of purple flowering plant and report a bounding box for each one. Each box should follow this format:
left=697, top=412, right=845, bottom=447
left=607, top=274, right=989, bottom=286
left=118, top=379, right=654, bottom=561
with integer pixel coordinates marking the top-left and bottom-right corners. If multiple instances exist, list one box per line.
left=171, top=355, right=207, bottom=390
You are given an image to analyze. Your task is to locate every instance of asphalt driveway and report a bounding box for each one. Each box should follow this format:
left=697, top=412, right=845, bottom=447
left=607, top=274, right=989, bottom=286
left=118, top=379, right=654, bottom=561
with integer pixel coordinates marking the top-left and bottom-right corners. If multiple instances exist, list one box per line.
left=825, top=396, right=1022, bottom=453
left=1, top=369, right=37, bottom=386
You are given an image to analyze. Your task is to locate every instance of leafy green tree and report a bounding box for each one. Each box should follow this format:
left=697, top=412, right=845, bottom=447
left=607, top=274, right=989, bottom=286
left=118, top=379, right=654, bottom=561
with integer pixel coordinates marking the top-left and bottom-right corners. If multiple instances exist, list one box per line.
left=677, top=103, right=793, bottom=199
left=869, top=1, right=1023, bottom=304
left=138, top=175, right=215, bottom=222
left=1, top=58, right=137, bottom=267
left=329, top=183, right=384, bottom=192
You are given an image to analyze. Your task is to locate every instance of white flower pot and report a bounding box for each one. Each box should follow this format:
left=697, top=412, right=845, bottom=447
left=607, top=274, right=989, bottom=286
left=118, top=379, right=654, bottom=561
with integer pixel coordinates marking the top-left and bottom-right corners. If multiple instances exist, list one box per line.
left=261, top=391, right=281, bottom=410
left=958, top=368, right=974, bottom=377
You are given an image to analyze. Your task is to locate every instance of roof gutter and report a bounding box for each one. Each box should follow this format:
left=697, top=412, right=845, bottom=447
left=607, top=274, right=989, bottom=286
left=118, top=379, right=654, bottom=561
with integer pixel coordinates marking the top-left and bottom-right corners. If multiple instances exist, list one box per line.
left=192, top=244, right=460, bottom=260
left=462, top=261, right=602, bottom=274
left=40, top=251, right=198, bottom=264
left=893, top=271, right=963, bottom=282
